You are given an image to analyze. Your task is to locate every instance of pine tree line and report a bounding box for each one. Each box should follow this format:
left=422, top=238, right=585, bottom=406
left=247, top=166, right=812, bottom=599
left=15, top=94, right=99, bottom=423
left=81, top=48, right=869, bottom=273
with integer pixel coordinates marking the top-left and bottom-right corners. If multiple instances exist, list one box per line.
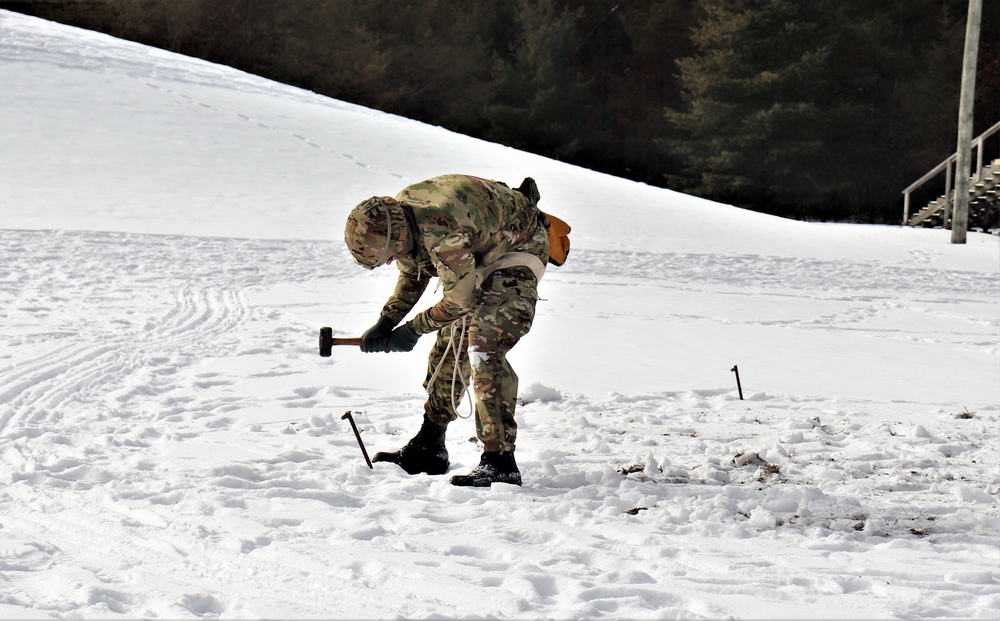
left=8, top=0, right=999, bottom=223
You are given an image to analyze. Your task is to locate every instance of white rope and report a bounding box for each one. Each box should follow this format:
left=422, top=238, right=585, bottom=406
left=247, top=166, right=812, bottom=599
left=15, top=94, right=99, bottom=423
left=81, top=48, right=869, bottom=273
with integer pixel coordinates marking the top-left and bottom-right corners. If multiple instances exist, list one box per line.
left=427, top=257, right=543, bottom=421
left=426, top=314, right=475, bottom=420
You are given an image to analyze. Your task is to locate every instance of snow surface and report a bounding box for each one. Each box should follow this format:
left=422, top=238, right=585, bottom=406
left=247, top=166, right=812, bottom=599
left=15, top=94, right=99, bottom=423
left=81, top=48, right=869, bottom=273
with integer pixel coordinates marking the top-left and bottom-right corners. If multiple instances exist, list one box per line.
left=1, top=10, right=999, bottom=620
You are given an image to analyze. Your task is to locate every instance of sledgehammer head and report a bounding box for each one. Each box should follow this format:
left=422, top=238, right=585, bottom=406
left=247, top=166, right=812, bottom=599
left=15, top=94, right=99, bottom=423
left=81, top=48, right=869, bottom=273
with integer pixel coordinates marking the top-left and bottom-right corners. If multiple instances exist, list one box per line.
left=319, top=327, right=363, bottom=356
left=319, top=327, right=333, bottom=357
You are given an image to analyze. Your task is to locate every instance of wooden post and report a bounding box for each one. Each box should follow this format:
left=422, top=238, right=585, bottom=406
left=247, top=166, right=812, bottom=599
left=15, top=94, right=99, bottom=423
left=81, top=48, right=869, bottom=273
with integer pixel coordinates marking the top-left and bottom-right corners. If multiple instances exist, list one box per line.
left=944, top=160, right=954, bottom=228
left=974, top=134, right=984, bottom=181
left=952, top=0, right=982, bottom=244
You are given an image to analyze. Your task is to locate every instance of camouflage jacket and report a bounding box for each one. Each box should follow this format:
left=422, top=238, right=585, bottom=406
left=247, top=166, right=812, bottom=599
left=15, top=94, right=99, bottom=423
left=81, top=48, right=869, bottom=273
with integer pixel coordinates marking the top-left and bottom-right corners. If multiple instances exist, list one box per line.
left=380, top=174, right=548, bottom=335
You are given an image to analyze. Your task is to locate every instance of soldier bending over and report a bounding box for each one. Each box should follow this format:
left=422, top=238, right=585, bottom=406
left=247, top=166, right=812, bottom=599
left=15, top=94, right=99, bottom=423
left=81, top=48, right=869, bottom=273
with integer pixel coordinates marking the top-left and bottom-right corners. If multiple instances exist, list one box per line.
left=343, top=174, right=549, bottom=487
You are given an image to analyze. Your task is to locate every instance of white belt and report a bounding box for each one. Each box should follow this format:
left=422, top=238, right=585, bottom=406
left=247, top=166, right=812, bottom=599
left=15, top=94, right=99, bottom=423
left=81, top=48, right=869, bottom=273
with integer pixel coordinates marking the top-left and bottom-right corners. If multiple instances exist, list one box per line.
left=475, top=251, right=546, bottom=288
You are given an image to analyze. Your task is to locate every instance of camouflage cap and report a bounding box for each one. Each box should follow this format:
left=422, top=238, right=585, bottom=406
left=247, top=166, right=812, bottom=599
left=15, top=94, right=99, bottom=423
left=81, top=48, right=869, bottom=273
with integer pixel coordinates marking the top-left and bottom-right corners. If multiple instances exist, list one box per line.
left=344, top=196, right=409, bottom=269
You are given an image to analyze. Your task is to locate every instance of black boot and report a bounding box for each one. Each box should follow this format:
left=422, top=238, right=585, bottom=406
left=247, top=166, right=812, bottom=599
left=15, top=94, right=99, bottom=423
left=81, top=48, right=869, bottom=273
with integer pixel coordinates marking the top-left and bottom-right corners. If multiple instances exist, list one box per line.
left=449, top=451, right=522, bottom=487
left=372, top=415, right=449, bottom=475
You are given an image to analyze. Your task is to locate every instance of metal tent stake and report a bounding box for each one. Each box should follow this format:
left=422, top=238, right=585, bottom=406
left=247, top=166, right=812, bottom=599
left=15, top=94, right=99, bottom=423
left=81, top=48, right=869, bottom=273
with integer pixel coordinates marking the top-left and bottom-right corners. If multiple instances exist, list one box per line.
left=342, top=411, right=373, bottom=469
left=731, top=365, right=744, bottom=400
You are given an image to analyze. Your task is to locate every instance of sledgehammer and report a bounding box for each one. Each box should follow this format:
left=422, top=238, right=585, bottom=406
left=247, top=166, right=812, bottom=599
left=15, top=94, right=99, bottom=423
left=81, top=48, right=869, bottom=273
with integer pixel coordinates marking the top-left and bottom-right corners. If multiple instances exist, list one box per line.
left=319, top=327, right=362, bottom=357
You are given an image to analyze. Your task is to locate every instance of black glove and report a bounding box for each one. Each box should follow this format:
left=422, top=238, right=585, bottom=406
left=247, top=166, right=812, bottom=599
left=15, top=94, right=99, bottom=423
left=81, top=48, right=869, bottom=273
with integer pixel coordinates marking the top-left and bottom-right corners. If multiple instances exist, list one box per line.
left=386, top=322, right=420, bottom=352
left=360, top=316, right=394, bottom=353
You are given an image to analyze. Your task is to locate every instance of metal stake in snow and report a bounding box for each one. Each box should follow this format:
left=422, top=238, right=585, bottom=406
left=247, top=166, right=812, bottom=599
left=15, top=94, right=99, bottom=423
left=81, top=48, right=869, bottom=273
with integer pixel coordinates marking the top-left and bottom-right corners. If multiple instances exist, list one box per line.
left=342, top=411, right=373, bottom=469
left=731, top=365, right=744, bottom=400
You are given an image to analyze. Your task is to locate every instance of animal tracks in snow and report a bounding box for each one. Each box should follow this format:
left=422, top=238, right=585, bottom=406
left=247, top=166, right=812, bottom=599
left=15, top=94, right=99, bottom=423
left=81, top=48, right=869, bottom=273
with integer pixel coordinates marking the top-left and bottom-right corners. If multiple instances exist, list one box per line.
left=140, top=76, right=408, bottom=179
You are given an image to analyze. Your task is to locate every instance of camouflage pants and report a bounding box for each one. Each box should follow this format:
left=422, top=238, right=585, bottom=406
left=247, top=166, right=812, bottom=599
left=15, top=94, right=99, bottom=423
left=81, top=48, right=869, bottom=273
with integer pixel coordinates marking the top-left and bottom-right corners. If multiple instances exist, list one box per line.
left=423, top=265, right=538, bottom=452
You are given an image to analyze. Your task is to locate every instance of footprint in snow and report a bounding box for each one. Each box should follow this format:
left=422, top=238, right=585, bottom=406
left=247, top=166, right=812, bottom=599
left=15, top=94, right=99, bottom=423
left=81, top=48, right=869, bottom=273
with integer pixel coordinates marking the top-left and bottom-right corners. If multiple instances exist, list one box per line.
left=175, top=593, right=225, bottom=616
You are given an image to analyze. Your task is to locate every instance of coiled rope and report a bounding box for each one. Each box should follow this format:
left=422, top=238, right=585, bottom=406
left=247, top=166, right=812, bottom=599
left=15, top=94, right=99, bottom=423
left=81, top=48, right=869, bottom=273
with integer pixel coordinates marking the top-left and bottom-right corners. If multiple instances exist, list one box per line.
left=426, top=314, right=475, bottom=419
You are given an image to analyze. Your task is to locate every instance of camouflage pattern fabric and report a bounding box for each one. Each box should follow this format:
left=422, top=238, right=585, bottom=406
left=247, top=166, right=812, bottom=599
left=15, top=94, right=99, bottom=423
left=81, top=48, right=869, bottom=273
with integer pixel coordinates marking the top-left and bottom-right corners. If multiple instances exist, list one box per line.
left=371, top=174, right=549, bottom=452
left=423, top=258, right=543, bottom=452
left=381, top=174, right=548, bottom=334
left=343, top=197, right=409, bottom=269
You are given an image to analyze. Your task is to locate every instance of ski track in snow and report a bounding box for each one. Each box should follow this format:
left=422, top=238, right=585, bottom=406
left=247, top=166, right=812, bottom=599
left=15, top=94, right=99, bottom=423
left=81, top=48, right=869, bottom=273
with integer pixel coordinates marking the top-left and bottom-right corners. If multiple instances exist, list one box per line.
left=1, top=228, right=997, bottom=618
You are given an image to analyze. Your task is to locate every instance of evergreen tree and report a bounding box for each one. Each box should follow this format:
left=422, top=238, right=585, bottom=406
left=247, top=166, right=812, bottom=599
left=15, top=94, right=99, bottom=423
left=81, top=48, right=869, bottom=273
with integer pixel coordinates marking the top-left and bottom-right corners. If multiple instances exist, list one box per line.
left=667, top=0, right=871, bottom=216
left=617, top=0, right=702, bottom=182
left=481, top=0, right=590, bottom=159
left=269, top=1, right=495, bottom=135
left=873, top=1, right=965, bottom=217
left=570, top=1, right=633, bottom=168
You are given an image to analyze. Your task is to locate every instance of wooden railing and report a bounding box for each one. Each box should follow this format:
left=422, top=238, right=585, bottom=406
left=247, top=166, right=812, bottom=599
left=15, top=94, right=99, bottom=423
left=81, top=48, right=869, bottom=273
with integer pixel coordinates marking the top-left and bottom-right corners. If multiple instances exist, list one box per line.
left=902, top=119, right=1000, bottom=225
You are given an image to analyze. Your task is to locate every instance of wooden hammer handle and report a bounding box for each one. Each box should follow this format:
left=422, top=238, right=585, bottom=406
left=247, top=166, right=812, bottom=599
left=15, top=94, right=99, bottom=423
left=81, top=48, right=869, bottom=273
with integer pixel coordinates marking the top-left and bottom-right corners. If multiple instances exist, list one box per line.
left=331, top=337, right=363, bottom=347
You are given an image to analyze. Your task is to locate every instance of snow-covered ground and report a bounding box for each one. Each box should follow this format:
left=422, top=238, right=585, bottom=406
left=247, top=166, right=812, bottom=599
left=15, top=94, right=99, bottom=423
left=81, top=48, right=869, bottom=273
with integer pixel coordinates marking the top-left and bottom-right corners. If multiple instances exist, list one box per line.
left=1, top=10, right=998, bottom=619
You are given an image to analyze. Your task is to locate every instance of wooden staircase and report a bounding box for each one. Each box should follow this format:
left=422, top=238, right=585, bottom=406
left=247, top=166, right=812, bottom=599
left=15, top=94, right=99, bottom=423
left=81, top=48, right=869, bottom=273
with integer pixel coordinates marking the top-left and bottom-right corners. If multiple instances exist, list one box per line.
left=903, top=120, right=1000, bottom=233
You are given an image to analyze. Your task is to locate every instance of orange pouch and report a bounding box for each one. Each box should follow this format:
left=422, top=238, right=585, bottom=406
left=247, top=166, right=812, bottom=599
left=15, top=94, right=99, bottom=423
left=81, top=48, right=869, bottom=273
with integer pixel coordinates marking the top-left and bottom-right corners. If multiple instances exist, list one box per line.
left=543, top=212, right=571, bottom=266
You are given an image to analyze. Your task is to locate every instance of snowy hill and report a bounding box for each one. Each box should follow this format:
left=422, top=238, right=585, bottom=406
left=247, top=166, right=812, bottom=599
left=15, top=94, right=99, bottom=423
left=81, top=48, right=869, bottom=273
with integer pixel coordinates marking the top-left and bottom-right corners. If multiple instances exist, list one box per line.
left=1, top=10, right=998, bottom=619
